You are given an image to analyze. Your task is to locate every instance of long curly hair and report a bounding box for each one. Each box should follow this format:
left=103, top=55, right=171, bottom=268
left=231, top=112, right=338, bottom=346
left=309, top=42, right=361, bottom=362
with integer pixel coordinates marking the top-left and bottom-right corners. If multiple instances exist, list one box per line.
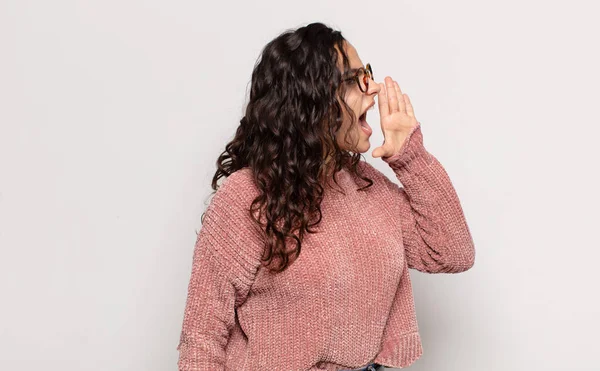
left=205, top=22, right=374, bottom=273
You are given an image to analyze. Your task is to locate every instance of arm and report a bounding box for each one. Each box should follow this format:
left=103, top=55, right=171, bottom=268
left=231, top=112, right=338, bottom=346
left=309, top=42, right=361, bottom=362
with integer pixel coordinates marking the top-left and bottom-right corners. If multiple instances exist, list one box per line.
left=177, top=170, right=263, bottom=370
left=381, top=122, right=476, bottom=273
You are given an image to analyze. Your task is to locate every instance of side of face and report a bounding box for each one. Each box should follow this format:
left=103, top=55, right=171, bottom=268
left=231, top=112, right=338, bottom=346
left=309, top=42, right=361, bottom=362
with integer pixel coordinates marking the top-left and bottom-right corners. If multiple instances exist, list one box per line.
left=334, top=41, right=381, bottom=154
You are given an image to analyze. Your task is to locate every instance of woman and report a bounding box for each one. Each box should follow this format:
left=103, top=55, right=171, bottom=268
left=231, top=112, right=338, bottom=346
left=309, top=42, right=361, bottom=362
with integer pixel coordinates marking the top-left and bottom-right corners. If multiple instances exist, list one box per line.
left=176, top=22, right=475, bottom=371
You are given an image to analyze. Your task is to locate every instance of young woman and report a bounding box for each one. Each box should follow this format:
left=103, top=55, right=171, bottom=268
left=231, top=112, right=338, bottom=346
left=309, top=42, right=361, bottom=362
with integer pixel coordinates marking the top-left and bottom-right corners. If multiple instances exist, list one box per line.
left=176, top=22, right=475, bottom=371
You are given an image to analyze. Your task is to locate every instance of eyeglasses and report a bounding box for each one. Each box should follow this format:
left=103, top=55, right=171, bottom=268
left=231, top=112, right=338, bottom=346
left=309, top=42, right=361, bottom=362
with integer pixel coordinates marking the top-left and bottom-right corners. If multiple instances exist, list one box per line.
left=343, top=63, right=374, bottom=93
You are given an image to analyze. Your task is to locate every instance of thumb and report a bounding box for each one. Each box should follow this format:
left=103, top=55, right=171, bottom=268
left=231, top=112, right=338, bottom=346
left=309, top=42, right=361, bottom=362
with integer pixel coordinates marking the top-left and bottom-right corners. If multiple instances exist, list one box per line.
left=371, top=146, right=384, bottom=158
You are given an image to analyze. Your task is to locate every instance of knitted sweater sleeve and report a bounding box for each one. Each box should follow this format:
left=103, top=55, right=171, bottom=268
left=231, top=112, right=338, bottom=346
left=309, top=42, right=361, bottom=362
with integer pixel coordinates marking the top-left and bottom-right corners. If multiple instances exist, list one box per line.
left=176, top=170, right=264, bottom=370
left=381, top=122, right=476, bottom=273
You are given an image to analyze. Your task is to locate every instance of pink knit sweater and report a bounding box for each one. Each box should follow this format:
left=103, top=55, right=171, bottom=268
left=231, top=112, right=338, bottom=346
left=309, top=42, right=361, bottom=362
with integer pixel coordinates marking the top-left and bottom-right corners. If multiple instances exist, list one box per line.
left=176, top=123, right=475, bottom=370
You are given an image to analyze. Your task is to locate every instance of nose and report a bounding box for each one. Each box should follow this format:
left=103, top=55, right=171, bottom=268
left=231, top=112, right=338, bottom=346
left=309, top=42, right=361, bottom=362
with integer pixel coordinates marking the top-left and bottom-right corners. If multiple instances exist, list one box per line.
left=367, top=77, right=381, bottom=95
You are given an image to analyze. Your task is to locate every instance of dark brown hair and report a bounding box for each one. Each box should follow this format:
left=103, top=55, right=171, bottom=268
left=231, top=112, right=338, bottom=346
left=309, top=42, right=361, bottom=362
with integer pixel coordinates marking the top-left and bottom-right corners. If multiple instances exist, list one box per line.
left=204, top=22, right=374, bottom=273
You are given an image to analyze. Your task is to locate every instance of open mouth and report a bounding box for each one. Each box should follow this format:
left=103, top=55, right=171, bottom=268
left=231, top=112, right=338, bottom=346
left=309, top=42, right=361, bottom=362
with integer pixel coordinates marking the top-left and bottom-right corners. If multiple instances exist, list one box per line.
left=358, top=110, right=372, bottom=136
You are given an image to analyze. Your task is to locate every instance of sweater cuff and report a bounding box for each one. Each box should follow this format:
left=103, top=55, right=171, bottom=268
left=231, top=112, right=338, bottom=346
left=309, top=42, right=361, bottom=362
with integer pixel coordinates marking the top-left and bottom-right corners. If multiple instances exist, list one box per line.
left=381, top=122, right=431, bottom=173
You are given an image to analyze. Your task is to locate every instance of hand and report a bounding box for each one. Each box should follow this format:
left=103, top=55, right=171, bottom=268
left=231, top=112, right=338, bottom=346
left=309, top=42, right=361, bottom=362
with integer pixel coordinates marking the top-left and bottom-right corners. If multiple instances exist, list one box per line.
left=371, top=76, right=419, bottom=158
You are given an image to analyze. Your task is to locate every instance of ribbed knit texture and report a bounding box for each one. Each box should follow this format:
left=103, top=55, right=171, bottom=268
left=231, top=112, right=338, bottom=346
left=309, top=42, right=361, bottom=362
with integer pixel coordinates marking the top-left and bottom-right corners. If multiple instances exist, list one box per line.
left=177, top=122, right=476, bottom=370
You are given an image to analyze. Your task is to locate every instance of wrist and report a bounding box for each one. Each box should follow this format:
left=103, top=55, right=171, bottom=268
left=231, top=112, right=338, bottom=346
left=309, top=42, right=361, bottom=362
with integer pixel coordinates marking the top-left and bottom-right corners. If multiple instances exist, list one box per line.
left=381, top=122, right=424, bottom=168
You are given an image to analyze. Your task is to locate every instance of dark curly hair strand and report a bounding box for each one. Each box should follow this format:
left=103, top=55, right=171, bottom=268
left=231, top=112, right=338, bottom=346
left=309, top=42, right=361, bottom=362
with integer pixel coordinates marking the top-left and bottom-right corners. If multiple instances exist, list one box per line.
left=203, top=22, right=375, bottom=273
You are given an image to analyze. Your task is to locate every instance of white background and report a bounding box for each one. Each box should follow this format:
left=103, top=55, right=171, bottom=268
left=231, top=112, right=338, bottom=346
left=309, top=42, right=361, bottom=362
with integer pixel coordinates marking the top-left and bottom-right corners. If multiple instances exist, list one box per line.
left=1, top=1, right=599, bottom=370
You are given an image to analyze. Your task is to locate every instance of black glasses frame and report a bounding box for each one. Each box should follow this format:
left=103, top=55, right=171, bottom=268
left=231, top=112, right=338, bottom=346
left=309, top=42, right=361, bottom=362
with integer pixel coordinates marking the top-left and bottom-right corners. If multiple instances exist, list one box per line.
left=343, top=63, right=374, bottom=93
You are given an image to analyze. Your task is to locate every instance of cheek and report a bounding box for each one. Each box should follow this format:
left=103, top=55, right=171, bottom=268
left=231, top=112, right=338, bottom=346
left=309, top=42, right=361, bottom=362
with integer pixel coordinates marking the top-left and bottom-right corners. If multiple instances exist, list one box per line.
left=339, top=115, right=358, bottom=136
left=333, top=96, right=363, bottom=146
left=334, top=119, right=362, bottom=148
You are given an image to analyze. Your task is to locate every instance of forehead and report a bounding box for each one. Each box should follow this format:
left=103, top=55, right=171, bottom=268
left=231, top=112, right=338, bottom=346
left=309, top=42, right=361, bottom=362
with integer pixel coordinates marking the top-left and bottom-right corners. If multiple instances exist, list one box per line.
left=345, top=42, right=363, bottom=68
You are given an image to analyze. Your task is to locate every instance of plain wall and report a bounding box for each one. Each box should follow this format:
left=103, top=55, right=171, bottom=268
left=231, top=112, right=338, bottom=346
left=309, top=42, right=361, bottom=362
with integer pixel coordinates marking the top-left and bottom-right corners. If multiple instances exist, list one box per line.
left=1, top=0, right=599, bottom=370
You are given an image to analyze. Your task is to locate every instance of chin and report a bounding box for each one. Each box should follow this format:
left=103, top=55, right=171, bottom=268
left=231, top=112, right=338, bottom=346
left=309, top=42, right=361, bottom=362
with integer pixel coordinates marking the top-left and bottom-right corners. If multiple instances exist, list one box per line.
left=356, top=138, right=371, bottom=153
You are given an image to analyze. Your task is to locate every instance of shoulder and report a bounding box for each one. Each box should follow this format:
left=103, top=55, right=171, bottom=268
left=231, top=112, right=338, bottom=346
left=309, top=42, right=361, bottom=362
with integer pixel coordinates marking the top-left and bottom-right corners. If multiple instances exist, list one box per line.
left=204, top=167, right=264, bottom=239
left=218, top=167, right=256, bottom=194
left=211, top=167, right=260, bottom=208
left=203, top=168, right=258, bottom=225
left=196, top=168, right=265, bottom=281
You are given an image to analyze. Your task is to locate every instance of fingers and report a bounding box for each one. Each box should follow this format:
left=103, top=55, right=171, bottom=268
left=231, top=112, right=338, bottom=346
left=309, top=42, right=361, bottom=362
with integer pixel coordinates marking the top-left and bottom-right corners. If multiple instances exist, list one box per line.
left=404, top=94, right=415, bottom=118
left=393, top=81, right=406, bottom=114
left=371, top=145, right=383, bottom=158
left=371, top=144, right=390, bottom=158
left=377, top=82, right=389, bottom=117
left=378, top=76, right=413, bottom=119
left=385, top=77, right=399, bottom=113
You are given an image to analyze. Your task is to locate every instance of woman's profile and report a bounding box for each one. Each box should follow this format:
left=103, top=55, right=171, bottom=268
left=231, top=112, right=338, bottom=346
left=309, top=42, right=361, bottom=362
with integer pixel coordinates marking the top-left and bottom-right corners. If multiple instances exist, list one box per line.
left=176, top=21, right=475, bottom=371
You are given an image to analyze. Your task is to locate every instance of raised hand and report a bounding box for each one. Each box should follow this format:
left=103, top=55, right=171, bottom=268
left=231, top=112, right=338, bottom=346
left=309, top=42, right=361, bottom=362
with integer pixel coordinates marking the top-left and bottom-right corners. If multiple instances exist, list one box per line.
left=371, top=76, right=420, bottom=159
